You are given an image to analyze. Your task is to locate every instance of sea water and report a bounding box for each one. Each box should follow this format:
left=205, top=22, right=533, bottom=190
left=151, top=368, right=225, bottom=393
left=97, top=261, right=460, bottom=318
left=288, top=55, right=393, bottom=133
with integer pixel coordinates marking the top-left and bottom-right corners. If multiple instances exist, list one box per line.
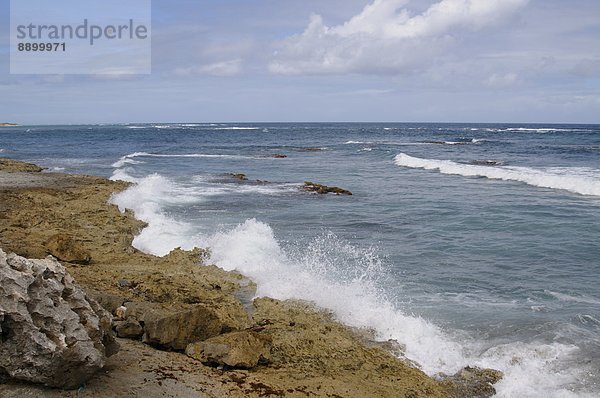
left=1, top=123, right=599, bottom=397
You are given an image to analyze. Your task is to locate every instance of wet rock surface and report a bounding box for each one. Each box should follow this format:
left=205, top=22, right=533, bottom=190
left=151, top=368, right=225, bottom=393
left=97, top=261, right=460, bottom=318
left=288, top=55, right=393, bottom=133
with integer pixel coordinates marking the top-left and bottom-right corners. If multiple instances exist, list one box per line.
left=0, top=249, right=118, bottom=389
left=303, top=181, right=353, bottom=195
left=437, top=366, right=504, bottom=398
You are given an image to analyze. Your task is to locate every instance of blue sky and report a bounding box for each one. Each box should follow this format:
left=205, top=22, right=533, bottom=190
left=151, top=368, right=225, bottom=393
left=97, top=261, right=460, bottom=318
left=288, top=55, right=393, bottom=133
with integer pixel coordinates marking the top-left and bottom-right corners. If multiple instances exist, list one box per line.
left=1, top=0, right=599, bottom=124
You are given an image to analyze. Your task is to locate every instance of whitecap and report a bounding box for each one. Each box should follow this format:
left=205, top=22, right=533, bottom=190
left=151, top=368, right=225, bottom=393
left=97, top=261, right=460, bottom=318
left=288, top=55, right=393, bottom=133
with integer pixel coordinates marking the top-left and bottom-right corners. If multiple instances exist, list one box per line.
left=394, top=153, right=600, bottom=196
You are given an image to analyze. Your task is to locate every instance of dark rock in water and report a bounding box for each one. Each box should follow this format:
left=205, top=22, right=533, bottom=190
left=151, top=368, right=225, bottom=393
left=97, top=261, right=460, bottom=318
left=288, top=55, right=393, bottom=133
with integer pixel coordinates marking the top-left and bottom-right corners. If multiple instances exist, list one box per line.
left=0, top=158, right=43, bottom=172
left=470, top=160, right=503, bottom=166
left=437, top=366, right=503, bottom=398
left=186, top=330, right=272, bottom=369
left=227, top=173, right=248, bottom=181
left=0, top=249, right=118, bottom=389
left=303, top=181, right=352, bottom=196
left=271, top=154, right=287, bottom=158
left=592, top=146, right=600, bottom=149
left=45, top=233, right=92, bottom=265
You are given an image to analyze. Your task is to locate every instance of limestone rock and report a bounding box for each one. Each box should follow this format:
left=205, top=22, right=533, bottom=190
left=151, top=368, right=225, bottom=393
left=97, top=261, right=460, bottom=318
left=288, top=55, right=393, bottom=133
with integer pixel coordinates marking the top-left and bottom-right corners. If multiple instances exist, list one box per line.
left=0, top=249, right=118, bottom=389
left=85, top=289, right=125, bottom=315
left=45, top=233, right=91, bottom=265
left=437, top=366, right=503, bottom=398
left=0, top=158, right=43, bottom=172
left=114, top=319, right=144, bottom=339
left=124, top=301, right=248, bottom=350
left=186, top=330, right=272, bottom=369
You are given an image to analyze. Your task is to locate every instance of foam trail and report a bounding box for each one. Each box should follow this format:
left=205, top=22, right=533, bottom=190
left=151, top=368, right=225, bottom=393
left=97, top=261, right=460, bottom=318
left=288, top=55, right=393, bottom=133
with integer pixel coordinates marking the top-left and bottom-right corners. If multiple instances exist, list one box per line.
left=395, top=153, right=600, bottom=196
left=114, top=151, right=261, bottom=163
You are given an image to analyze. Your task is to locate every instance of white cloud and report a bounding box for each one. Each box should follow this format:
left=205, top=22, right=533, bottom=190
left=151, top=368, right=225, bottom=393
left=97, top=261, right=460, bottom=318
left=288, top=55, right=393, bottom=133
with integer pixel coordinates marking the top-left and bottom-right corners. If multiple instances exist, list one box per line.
left=485, top=72, right=519, bottom=88
left=174, top=59, right=242, bottom=77
left=270, top=0, right=528, bottom=75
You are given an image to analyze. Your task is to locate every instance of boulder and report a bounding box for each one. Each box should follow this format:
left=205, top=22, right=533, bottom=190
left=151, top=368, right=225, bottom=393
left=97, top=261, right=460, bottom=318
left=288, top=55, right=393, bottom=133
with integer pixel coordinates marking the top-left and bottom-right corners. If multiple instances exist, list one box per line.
left=124, top=301, right=247, bottom=350
left=45, top=233, right=92, bottom=265
left=186, top=330, right=272, bottom=369
left=0, top=249, right=118, bottom=389
left=114, top=319, right=144, bottom=339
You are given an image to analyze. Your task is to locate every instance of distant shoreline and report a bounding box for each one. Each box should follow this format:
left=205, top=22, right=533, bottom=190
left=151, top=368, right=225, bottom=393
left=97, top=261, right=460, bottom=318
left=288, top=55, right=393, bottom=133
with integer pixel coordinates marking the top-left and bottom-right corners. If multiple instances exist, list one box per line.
left=0, top=123, right=18, bottom=127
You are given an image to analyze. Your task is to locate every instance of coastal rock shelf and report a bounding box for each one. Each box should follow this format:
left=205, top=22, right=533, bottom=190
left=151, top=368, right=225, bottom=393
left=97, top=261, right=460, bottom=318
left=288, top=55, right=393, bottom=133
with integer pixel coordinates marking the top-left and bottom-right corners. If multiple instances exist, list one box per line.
left=0, top=158, right=501, bottom=397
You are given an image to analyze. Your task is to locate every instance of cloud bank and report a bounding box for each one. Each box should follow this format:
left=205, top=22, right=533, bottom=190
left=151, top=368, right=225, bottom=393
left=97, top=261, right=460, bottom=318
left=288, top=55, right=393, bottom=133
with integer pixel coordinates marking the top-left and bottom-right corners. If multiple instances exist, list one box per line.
left=270, top=0, right=528, bottom=75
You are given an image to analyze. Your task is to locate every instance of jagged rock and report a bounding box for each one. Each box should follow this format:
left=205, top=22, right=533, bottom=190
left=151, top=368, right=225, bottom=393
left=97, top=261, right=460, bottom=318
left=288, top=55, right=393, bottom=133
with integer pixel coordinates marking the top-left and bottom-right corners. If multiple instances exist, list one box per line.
left=0, top=249, right=118, bottom=389
left=114, top=319, right=144, bottom=339
left=186, top=330, right=272, bottom=369
left=0, top=158, right=43, bottom=172
left=124, top=301, right=248, bottom=350
left=45, top=233, right=91, bottom=265
left=437, top=366, right=503, bottom=398
left=303, top=181, right=352, bottom=196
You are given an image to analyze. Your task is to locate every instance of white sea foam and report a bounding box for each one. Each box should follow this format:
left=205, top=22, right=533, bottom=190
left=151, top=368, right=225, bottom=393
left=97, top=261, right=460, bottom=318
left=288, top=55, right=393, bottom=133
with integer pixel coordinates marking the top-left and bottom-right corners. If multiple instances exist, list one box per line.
left=112, top=152, right=262, bottom=165
left=394, top=153, right=600, bottom=196
left=214, top=127, right=260, bottom=130
left=546, top=291, right=600, bottom=306
left=108, top=170, right=596, bottom=397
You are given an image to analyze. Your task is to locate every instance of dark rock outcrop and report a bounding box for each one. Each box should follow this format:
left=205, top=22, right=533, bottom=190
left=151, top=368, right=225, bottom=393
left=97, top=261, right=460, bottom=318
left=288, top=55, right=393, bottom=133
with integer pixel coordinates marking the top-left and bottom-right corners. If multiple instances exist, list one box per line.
left=227, top=173, right=248, bottom=181
left=0, top=249, right=118, bottom=389
left=301, top=147, right=323, bottom=151
left=303, top=181, right=352, bottom=196
left=469, top=160, right=504, bottom=166
left=186, top=330, right=272, bottom=369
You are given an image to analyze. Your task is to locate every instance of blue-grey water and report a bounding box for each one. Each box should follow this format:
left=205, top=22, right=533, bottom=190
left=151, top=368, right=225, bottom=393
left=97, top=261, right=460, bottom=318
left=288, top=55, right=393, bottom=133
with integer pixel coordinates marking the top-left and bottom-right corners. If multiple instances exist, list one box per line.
left=1, top=123, right=599, bottom=397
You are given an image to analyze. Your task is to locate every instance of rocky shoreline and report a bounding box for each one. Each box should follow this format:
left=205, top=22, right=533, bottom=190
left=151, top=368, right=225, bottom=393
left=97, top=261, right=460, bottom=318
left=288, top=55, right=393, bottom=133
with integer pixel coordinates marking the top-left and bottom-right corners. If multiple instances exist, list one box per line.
left=0, top=158, right=502, bottom=397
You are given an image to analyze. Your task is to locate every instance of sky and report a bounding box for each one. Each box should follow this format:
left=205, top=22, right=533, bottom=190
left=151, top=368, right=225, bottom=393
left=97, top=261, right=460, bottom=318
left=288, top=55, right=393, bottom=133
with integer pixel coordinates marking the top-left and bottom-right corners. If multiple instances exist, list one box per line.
left=1, top=0, right=599, bottom=124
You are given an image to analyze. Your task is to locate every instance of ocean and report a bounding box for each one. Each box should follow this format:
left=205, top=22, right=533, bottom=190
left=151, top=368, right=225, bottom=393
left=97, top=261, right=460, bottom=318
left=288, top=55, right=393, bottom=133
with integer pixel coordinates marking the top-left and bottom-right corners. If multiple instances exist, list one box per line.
left=1, top=122, right=599, bottom=397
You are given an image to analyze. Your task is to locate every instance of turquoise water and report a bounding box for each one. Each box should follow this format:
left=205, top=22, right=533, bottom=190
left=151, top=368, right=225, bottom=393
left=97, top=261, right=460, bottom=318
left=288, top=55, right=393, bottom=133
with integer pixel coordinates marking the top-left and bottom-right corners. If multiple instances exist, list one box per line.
left=2, top=123, right=599, bottom=396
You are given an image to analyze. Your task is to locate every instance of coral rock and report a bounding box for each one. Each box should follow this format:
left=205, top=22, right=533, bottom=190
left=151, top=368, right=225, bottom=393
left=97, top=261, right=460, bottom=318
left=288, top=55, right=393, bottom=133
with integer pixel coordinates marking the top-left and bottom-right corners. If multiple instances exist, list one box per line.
left=186, top=330, right=272, bottom=369
left=0, top=249, right=118, bottom=389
